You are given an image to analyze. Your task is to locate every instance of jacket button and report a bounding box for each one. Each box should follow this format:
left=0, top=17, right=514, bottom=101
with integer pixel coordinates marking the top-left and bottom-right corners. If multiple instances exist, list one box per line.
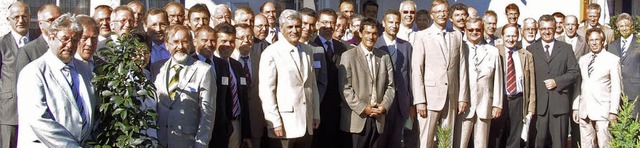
left=444, top=83, right=448, bottom=85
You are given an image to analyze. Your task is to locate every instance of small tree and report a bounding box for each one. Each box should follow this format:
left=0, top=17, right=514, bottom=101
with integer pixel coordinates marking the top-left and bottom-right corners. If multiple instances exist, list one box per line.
left=89, top=33, right=158, bottom=147
left=609, top=94, right=640, bottom=148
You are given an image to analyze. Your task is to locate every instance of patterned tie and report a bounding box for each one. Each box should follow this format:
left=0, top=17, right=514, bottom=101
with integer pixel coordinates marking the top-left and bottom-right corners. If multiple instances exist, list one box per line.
left=622, top=40, right=628, bottom=57
left=544, top=45, right=551, bottom=62
left=18, top=36, right=28, bottom=48
left=472, top=45, right=480, bottom=73
left=168, top=65, right=183, bottom=100
left=230, top=64, right=241, bottom=118
left=325, top=41, right=334, bottom=60
left=506, top=50, right=517, bottom=95
left=588, top=54, right=596, bottom=77
left=241, top=56, right=251, bottom=86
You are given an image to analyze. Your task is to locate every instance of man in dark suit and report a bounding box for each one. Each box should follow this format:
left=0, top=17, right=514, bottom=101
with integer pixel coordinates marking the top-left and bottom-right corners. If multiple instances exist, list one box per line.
left=0, top=2, right=36, bottom=147
left=528, top=15, right=580, bottom=148
left=309, top=8, right=348, bottom=147
left=74, top=15, right=106, bottom=73
left=608, top=13, right=640, bottom=117
left=374, top=10, right=415, bottom=148
left=214, top=23, right=251, bottom=148
left=191, top=26, right=231, bottom=148
left=16, top=4, right=61, bottom=75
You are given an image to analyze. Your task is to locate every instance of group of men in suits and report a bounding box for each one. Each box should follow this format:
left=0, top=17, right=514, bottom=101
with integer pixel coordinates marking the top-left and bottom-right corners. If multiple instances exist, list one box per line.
left=1, top=0, right=639, bottom=148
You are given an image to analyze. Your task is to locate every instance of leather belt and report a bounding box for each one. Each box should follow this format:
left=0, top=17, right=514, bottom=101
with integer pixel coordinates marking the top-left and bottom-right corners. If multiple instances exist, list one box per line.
left=507, top=93, right=523, bottom=100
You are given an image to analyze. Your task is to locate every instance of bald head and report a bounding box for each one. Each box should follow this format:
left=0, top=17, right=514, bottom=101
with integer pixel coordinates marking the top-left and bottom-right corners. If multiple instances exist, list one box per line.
left=254, top=14, right=269, bottom=40
left=8, top=1, right=30, bottom=35
left=127, top=1, right=146, bottom=29
left=38, top=4, right=62, bottom=37
left=165, top=2, right=185, bottom=26
left=212, top=4, right=232, bottom=27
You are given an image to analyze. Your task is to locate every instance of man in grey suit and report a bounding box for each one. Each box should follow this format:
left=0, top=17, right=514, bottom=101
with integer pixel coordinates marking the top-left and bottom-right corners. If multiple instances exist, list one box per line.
left=411, top=0, right=466, bottom=147
left=93, top=5, right=113, bottom=51
left=149, top=25, right=216, bottom=148
left=16, top=4, right=61, bottom=75
left=608, top=13, right=640, bottom=117
left=374, top=10, right=415, bottom=148
left=0, top=2, right=35, bottom=147
left=577, top=3, right=614, bottom=45
left=528, top=15, right=580, bottom=148
left=339, top=17, right=395, bottom=148
left=17, top=13, right=95, bottom=147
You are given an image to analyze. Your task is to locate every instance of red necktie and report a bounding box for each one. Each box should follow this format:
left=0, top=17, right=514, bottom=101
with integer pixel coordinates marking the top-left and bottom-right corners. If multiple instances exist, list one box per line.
left=506, top=51, right=517, bottom=94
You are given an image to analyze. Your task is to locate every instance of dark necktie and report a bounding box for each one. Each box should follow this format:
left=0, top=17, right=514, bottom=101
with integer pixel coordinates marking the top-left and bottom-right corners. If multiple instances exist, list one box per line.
left=204, top=58, right=212, bottom=65
left=506, top=50, right=517, bottom=95
left=588, top=54, right=596, bottom=77
left=230, top=64, right=241, bottom=118
left=325, top=41, right=334, bottom=60
left=544, top=45, right=551, bottom=62
left=241, top=56, right=251, bottom=86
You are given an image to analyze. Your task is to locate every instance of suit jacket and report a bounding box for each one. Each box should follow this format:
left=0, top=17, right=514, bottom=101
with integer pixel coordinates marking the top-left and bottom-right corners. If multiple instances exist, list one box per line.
left=233, top=48, right=267, bottom=139
left=259, top=40, right=320, bottom=139
left=374, top=37, right=413, bottom=119
left=497, top=45, right=537, bottom=117
left=307, top=43, right=329, bottom=102
left=16, top=52, right=95, bottom=147
left=227, top=58, right=252, bottom=139
left=16, top=36, right=48, bottom=75
left=460, top=43, right=504, bottom=119
left=310, top=37, right=347, bottom=104
left=0, top=32, right=37, bottom=125
left=411, top=24, right=466, bottom=111
left=339, top=45, right=395, bottom=133
left=608, top=36, right=640, bottom=102
left=577, top=25, right=614, bottom=45
left=253, top=37, right=269, bottom=53
left=527, top=40, right=580, bottom=115
left=574, top=51, right=622, bottom=120
left=150, top=57, right=216, bottom=148
left=556, top=34, right=589, bottom=60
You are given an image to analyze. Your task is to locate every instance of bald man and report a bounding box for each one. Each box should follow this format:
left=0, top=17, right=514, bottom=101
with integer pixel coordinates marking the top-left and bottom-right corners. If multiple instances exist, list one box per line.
left=260, top=2, right=278, bottom=44
left=16, top=4, right=62, bottom=77
left=212, top=4, right=232, bottom=27
left=164, top=2, right=186, bottom=26
left=253, top=14, right=269, bottom=42
left=127, top=1, right=146, bottom=31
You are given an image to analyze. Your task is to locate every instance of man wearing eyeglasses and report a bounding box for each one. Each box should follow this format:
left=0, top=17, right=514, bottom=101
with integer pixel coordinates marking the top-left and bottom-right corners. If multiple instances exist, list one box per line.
left=212, top=4, right=232, bottom=27
left=0, top=2, right=35, bottom=147
left=397, top=0, right=417, bottom=43
left=16, top=4, right=62, bottom=78
left=103, top=6, right=134, bottom=51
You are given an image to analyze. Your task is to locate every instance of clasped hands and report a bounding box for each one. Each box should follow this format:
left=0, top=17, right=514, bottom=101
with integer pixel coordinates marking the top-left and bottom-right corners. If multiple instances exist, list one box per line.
left=363, top=103, right=386, bottom=118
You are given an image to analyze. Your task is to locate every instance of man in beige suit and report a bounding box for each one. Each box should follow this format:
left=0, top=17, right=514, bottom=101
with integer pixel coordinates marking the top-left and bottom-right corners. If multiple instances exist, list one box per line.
left=150, top=25, right=216, bottom=148
left=577, top=3, right=614, bottom=45
left=259, top=9, right=320, bottom=148
left=573, top=28, right=622, bottom=148
left=411, top=0, right=466, bottom=147
left=339, top=18, right=395, bottom=148
left=456, top=17, right=504, bottom=148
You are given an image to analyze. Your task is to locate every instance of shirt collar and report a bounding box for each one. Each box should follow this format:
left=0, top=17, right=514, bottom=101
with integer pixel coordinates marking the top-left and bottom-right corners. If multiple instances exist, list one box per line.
left=48, top=52, right=74, bottom=70
left=11, top=30, right=28, bottom=43
left=317, top=35, right=332, bottom=45
left=542, top=40, right=555, bottom=49
left=623, top=34, right=634, bottom=43
left=382, top=33, right=396, bottom=46
left=359, top=44, right=373, bottom=55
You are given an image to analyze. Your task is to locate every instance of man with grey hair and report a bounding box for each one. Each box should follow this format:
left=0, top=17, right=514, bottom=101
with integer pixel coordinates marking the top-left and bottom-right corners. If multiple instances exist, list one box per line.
left=259, top=9, right=320, bottom=148
left=609, top=12, right=640, bottom=117
left=397, top=0, right=417, bottom=43
left=17, top=13, right=96, bottom=147
left=16, top=4, right=62, bottom=79
left=98, top=5, right=134, bottom=51
left=127, top=1, right=146, bottom=31
left=0, top=2, right=35, bottom=147
left=212, top=4, right=232, bottom=27
left=75, top=15, right=105, bottom=72
left=521, top=18, right=538, bottom=49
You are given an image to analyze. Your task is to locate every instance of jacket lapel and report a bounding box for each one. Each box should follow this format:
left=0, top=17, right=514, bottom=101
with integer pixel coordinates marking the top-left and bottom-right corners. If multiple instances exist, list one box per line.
left=47, top=64, right=79, bottom=112
left=171, top=59, right=198, bottom=105
left=356, top=45, right=373, bottom=83
left=548, top=41, right=561, bottom=63
left=284, top=46, right=303, bottom=81
left=622, top=36, right=637, bottom=62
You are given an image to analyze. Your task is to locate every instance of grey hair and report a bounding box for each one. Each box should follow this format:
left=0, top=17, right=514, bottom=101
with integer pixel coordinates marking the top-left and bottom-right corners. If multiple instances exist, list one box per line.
left=278, top=9, right=301, bottom=26
left=399, top=1, right=416, bottom=9
left=49, top=13, right=83, bottom=35
left=617, top=13, right=633, bottom=24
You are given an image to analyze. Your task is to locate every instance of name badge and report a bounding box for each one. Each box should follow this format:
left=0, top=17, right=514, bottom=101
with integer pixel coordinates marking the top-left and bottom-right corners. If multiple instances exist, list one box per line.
left=240, top=77, right=247, bottom=85
left=221, top=77, right=229, bottom=85
left=313, top=61, right=321, bottom=68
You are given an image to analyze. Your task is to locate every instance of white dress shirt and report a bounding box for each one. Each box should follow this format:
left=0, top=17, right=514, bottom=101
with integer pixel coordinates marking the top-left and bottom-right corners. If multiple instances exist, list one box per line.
left=504, top=47, right=525, bottom=95
left=564, top=35, right=578, bottom=53
left=11, top=31, right=29, bottom=48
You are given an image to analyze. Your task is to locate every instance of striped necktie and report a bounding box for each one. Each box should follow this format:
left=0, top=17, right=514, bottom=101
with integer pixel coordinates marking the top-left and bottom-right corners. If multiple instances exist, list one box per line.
left=230, top=64, right=241, bottom=118
left=588, top=54, right=596, bottom=77
left=168, top=65, right=183, bottom=100
left=506, top=50, right=517, bottom=94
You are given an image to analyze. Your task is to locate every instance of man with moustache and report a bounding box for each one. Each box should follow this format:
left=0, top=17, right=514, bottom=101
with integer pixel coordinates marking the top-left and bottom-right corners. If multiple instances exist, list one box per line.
left=528, top=15, right=579, bottom=148
left=0, top=2, right=36, bottom=146
left=212, top=4, right=232, bottom=27
left=608, top=13, right=640, bottom=117
left=412, top=0, right=465, bottom=147
left=495, top=3, right=521, bottom=38
left=397, top=0, right=418, bottom=43
left=234, top=7, right=254, bottom=26
left=16, top=4, right=62, bottom=75
left=94, top=5, right=113, bottom=50
left=164, top=2, right=185, bottom=26
left=521, top=18, right=538, bottom=50
left=150, top=25, right=215, bottom=148
left=74, top=15, right=105, bottom=72
left=374, top=10, right=415, bottom=148
left=127, top=1, right=145, bottom=32
left=187, top=4, right=210, bottom=33
left=310, top=8, right=348, bottom=148
left=259, top=9, right=320, bottom=148
left=261, top=2, right=279, bottom=44
left=339, top=0, right=356, bottom=41
left=578, top=3, right=614, bottom=45
left=449, top=3, right=468, bottom=36
left=254, top=14, right=270, bottom=43
left=145, top=8, right=171, bottom=64
left=483, top=11, right=500, bottom=46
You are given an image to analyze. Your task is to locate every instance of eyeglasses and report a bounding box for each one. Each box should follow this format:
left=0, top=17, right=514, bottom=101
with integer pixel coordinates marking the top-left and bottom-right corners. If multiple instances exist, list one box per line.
left=55, top=35, right=78, bottom=44
left=402, top=11, right=416, bottom=14
left=466, top=28, right=482, bottom=33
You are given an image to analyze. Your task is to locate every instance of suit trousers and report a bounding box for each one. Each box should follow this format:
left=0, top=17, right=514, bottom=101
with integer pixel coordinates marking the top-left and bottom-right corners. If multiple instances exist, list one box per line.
left=489, top=95, right=525, bottom=148
left=0, top=125, right=17, bottom=148
left=229, top=120, right=241, bottom=148
left=269, top=131, right=312, bottom=148
left=417, top=98, right=457, bottom=148
left=352, top=118, right=380, bottom=148
left=578, top=118, right=610, bottom=148
left=458, top=115, right=491, bottom=148
left=535, top=112, right=569, bottom=148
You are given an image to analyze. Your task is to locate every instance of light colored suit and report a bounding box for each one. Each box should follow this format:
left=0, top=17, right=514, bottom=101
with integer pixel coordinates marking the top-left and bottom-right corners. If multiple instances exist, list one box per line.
left=16, top=52, right=95, bottom=147
left=150, top=57, right=216, bottom=148
left=411, top=24, right=466, bottom=148
left=338, top=45, right=395, bottom=133
left=557, top=34, right=589, bottom=60
left=259, top=40, right=320, bottom=139
left=457, top=43, right=504, bottom=148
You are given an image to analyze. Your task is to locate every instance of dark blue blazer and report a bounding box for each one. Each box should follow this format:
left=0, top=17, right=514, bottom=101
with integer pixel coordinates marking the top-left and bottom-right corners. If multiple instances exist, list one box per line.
left=374, top=36, right=413, bottom=119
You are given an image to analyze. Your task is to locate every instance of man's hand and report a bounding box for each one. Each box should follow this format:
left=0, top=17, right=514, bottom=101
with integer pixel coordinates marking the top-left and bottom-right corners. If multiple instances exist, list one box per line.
left=609, top=114, right=618, bottom=123
left=572, top=110, right=580, bottom=123
left=458, top=102, right=468, bottom=114
left=492, top=108, right=502, bottom=119
left=364, top=105, right=379, bottom=117
left=273, top=126, right=284, bottom=137
left=374, top=105, right=386, bottom=115
left=313, top=119, right=321, bottom=129
left=243, top=139, right=252, bottom=148
left=417, top=103, right=427, bottom=118
left=544, top=79, right=557, bottom=90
